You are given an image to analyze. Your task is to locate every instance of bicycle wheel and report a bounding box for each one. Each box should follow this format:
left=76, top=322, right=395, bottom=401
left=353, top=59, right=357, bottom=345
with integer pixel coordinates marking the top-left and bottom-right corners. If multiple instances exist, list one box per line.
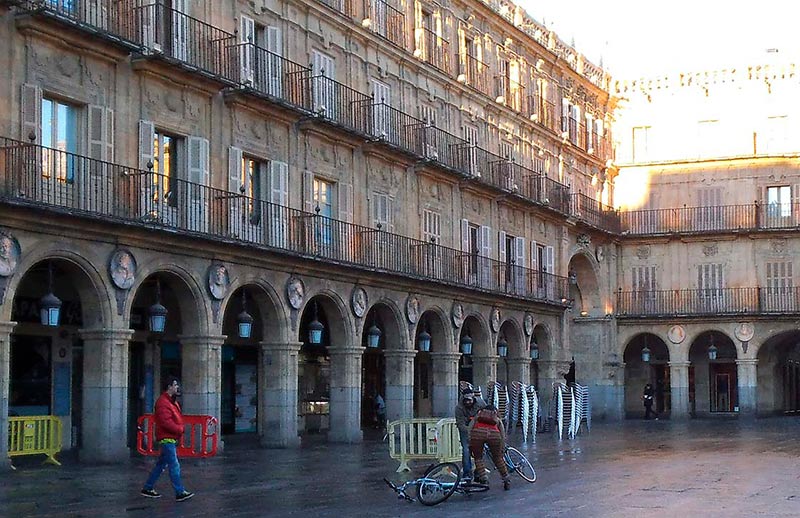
left=416, top=462, right=461, bottom=506
left=506, top=447, right=536, bottom=483
left=460, top=480, right=490, bottom=493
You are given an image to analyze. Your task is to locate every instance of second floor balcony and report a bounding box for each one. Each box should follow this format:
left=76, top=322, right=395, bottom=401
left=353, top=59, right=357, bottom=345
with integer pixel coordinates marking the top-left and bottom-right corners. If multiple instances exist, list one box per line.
left=362, top=0, right=405, bottom=47
left=494, top=75, right=526, bottom=113
left=417, top=27, right=450, bottom=74
left=0, top=137, right=571, bottom=306
left=618, top=287, right=800, bottom=317
left=459, top=54, right=492, bottom=97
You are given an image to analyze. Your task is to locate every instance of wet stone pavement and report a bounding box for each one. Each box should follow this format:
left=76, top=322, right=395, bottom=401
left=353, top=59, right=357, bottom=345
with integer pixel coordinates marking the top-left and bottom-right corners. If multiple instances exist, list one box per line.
left=3, top=418, right=800, bottom=518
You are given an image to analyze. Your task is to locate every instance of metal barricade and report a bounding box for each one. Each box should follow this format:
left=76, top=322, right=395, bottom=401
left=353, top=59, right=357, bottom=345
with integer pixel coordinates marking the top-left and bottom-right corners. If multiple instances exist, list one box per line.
left=434, top=418, right=461, bottom=462
left=386, top=417, right=460, bottom=472
left=8, top=415, right=63, bottom=468
left=137, top=414, right=219, bottom=458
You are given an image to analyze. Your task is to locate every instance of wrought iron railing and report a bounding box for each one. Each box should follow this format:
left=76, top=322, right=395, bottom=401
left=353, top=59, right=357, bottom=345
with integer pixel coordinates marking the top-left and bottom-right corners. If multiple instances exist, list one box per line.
left=494, top=75, right=526, bottom=113
left=365, top=102, right=425, bottom=155
left=363, top=0, right=405, bottom=47
left=317, top=0, right=356, bottom=16
left=419, top=28, right=450, bottom=74
left=308, top=75, right=372, bottom=134
left=461, top=54, right=492, bottom=96
left=571, top=193, right=620, bottom=233
left=619, top=202, right=800, bottom=235
left=232, top=42, right=311, bottom=109
left=617, top=287, right=800, bottom=317
left=0, top=137, right=570, bottom=305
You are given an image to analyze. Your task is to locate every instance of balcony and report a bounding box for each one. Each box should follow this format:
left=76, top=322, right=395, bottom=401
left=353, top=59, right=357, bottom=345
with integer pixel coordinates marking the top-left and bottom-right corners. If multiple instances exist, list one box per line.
left=233, top=42, right=311, bottom=110
left=308, top=75, right=373, bottom=135
left=619, top=202, right=800, bottom=236
left=417, top=27, right=450, bottom=74
left=362, top=0, right=405, bottom=47
left=0, top=137, right=571, bottom=306
left=571, top=192, right=620, bottom=233
left=617, top=287, right=800, bottom=317
left=317, top=0, right=356, bottom=17
left=459, top=54, right=492, bottom=96
left=494, top=75, right=526, bottom=113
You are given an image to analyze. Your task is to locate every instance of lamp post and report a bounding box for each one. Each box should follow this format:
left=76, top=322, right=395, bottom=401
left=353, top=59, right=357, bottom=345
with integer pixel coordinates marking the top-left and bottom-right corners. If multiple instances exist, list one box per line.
left=530, top=340, right=539, bottom=360
left=497, top=336, right=508, bottom=358
left=367, top=317, right=382, bottom=348
left=708, top=334, right=718, bottom=361
left=308, top=301, right=324, bottom=345
left=148, top=279, right=167, bottom=333
left=237, top=290, right=254, bottom=339
left=39, top=261, right=62, bottom=327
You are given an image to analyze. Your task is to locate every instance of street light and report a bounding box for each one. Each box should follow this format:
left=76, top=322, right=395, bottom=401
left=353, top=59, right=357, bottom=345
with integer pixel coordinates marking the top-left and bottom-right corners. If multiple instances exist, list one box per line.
left=417, top=325, right=431, bottom=352
left=460, top=333, right=473, bottom=355
left=530, top=340, right=539, bottom=360
left=367, top=317, right=382, bottom=348
left=308, top=301, right=324, bottom=345
left=641, top=335, right=651, bottom=363
left=237, top=290, right=254, bottom=339
left=708, top=334, right=718, bottom=361
left=147, top=279, right=167, bottom=333
left=39, top=261, right=62, bottom=327
left=497, top=336, right=508, bottom=357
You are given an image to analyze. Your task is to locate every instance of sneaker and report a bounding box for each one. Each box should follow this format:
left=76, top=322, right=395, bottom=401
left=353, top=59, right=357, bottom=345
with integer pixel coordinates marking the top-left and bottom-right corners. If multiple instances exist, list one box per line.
left=474, top=476, right=489, bottom=485
left=176, top=491, right=195, bottom=502
left=140, top=488, right=161, bottom=499
left=503, top=479, right=511, bottom=491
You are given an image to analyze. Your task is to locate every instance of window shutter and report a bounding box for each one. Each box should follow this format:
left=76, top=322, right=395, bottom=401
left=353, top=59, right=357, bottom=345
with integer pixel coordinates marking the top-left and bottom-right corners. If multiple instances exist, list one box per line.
left=461, top=219, right=469, bottom=252
left=530, top=240, right=538, bottom=270
left=267, top=25, right=282, bottom=56
left=239, top=15, right=256, bottom=84
left=187, top=136, right=209, bottom=188
left=386, top=196, right=394, bottom=232
left=21, top=84, right=42, bottom=143
left=228, top=147, right=242, bottom=193
left=792, top=184, right=800, bottom=225
left=338, top=182, right=353, bottom=223
left=266, top=26, right=283, bottom=96
left=303, top=170, right=315, bottom=212
left=514, top=237, right=525, bottom=266
left=544, top=245, right=554, bottom=273
left=479, top=225, right=491, bottom=257
left=271, top=160, right=289, bottom=206
left=498, top=231, right=507, bottom=263
left=138, top=120, right=155, bottom=170
left=88, top=105, right=105, bottom=160
left=104, top=108, right=114, bottom=162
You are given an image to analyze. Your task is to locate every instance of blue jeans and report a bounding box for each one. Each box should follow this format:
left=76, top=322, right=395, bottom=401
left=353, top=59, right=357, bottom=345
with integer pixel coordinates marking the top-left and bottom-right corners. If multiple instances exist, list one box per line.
left=144, top=442, right=185, bottom=496
left=460, top=433, right=473, bottom=478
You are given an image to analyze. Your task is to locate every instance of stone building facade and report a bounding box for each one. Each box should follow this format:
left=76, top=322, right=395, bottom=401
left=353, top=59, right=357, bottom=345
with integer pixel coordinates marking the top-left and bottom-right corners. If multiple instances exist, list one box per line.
left=0, top=0, right=618, bottom=467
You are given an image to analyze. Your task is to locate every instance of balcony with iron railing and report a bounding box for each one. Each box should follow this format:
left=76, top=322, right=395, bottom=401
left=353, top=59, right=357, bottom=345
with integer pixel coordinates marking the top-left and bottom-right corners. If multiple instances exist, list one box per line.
left=0, top=136, right=571, bottom=306
left=317, top=0, right=357, bottom=17
left=617, top=287, right=800, bottom=317
left=232, top=41, right=311, bottom=110
left=459, top=54, right=492, bottom=96
left=619, top=202, right=800, bottom=236
left=307, top=74, right=373, bottom=135
left=417, top=27, right=450, bottom=74
left=571, top=192, right=620, bottom=233
left=362, top=0, right=405, bottom=47
left=494, top=75, right=526, bottom=113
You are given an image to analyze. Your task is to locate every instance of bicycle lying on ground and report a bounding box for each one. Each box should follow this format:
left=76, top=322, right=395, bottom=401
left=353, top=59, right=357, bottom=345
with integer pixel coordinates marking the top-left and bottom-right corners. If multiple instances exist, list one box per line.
left=488, top=444, right=536, bottom=483
left=384, top=462, right=488, bottom=506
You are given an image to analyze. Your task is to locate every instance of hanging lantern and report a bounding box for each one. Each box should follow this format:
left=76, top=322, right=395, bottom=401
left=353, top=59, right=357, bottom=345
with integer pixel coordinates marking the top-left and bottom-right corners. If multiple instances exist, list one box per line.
left=460, top=333, right=473, bottom=355
left=417, top=328, right=431, bottom=352
left=308, top=301, right=324, bottom=345
left=641, top=344, right=651, bottom=363
left=39, top=262, right=62, bottom=327
left=708, top=335, right=718, bottom=361
left=148, top=279, right=167, bottom=333
left=497, top=337, right=508, bottom=358
left=530, top=340, right=539, bottom=360
left=237, top=290, right=254, bottom=339
left=367, top=321, right=382, bottom=348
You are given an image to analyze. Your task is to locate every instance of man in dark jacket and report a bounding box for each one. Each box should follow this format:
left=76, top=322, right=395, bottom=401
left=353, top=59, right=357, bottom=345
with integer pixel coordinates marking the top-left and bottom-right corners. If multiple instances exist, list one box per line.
left=141, top=377, right=194, bottom=501
left=454, top=388, right=486, bottom=480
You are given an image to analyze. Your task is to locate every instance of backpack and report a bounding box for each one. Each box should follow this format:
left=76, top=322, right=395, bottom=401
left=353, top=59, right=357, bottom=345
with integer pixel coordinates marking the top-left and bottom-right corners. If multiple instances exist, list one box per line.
left=476, top=407, right=498, bottom=425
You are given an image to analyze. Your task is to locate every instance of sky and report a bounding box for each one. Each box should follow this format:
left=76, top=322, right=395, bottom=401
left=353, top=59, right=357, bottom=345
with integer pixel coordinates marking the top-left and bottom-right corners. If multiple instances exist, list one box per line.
left=517, top=0, right=800, bottom=78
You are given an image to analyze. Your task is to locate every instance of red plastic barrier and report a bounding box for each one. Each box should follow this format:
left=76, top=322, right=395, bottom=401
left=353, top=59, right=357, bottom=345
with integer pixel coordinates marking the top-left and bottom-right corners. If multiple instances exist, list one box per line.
left=137, top=414, right=219, bottom=458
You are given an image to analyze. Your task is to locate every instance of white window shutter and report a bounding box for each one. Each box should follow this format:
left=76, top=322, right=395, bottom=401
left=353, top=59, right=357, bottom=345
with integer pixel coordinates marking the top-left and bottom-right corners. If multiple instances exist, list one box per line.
left=21, top=83, right=42, bottom=143
left=545, top=245, right=554, bottom=273
left=387, top=196, right=394, bottom=232
left=87, top=105, right=105, bottom=160
left=104, top=108, right=114, bottom=162
left=338, top=182, right=353, bottom=222
left=187, top=136, right=209, bottom=186
left=240, top=15, right=256, bottom=84
left=498, top=231, right=507, bottom=263
left=303, top=170, right=315, bottom=212
left=228, top=146, right=243, bottom=193
left=792, top=184, right=800, bottom=225
left=461, top=219, right=470, bottom=252
left=514, top=237, right=525, bottom=266
left=479, top=225, right=491, bottom=257
left=271, top=160, right=289, bottom=206
left=531, top=240, right=538, bottom=270
left=138, top=120, right=155, bottom=170
left=267, top=25, right=282, bottom=56
left=266, top=26, right=283, bottom=96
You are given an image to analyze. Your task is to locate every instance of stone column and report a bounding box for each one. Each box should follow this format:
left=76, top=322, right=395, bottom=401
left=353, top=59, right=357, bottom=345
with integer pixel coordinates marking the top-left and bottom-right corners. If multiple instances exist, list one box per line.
left=79, top=328, right=134, bottom=463
left=328, top=346, right=363, bottom=443
left=430, top=352, right=460, bottom=417
left=472, top=354, right=498, bottom=390
left=384, top=349, right=416, bottom=421
left=736, top=358, right=758, bottom=417
left=668, top=361, right=691, bottom=419
left=179, top=335, right=225, bottom=419
left=259, top=342, right=301, bottom=448
left=537, top=360, right=571, bottom=413
left=0, top=321, right=16, bottom=471
left=506, top=358, right=531, bottom=385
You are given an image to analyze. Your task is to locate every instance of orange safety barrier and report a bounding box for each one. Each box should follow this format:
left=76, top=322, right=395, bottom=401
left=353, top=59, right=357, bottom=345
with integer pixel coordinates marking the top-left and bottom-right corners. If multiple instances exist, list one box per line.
left=136, top=414, right=219, bottom=458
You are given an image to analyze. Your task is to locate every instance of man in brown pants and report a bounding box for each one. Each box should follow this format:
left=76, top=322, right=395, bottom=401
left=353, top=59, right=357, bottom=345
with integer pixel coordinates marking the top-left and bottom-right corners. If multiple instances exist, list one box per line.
left=468, top=405, right=511, bottom=490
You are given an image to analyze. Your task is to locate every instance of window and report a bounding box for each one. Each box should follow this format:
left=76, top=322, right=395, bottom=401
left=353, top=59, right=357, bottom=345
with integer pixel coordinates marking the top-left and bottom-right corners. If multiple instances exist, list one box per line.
left=766, top=261, right=794, bottom=311
left=311, top=50, right=335, bottom=117
left=240, top=17, right=283, bottom=96
left=41, top=97, right=78, bottom=184
left=632, top=266, right=656, bottom=292
left=462, top=125, right=479, bottom=175
left=698, top=263, right=725, bottom=310
left=767, top=185, right=791, bottom=218
left=372, top=192, right=393, bottom=230
left=153, top=130, right=180, bottom=206
left=313, top=177, right=333, bottom=246
left=242, top=156, right=265, bottom=223
left=422, top=209, right=440, bottom=243
left=632, top=126, right=650, bottom=163
left=419, top=104, right=436, bottom=126
left=371, top=79, right=392, bottom=138
left=695, top=187, right=723, bottom=230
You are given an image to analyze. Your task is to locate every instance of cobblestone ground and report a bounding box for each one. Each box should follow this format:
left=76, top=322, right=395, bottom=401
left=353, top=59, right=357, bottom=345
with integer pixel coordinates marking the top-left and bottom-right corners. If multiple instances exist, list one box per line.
left=3, top=418, right=800, bottom=518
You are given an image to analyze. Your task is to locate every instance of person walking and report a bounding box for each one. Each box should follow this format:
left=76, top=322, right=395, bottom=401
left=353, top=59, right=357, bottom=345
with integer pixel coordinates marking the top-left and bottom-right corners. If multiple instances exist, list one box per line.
left=642, top=382, right=659, bottom=420
left=468, top=404, right=511, bottom=490
left=374, top=392, right=386, bottom=429
left=454, top=388, right=486, bottom=481
left=141, top=377, right=195, bottom=502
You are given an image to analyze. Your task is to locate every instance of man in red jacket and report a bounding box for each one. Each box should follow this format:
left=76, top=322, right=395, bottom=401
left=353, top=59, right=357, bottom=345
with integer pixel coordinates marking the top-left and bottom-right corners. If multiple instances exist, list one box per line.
left=141, top=377, right=194, bottom=501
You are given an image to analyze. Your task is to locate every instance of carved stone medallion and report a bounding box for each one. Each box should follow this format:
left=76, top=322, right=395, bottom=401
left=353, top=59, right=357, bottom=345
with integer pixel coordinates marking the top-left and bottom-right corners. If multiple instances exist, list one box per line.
left=0, top=230, right=21, bottom=277
left=108, top=249, right=137, bottom=290
left=735, top=322, right=755, bottom=343
left=351, top=286, right=367, bottom=318
left=667, top=325, right=686, bottom=344
left=286, top=277, right=305, bottom=310
left=523, top=313, right=534, bottom=336
left=490, top=308, right=501, bottom=333
left=451, top=302, right=465, bottom=328
left=207, top=263, right=229, bottom=301
left=406, top=294, right=420, bottom=324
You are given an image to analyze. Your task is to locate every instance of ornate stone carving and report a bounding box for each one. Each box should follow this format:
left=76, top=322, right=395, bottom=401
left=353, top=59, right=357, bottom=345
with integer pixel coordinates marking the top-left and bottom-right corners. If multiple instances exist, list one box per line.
left=523, top=313, right=534, bottom=336
left=635, top=245, right=651, bottom=260
left=207, top=263, right=229, bottom=300
left=576, top=234, right=591, bottom=247
left=451, top=302, right=464, bottom=328
left=108, top=249, right=136, bottom=290
left=702, top=243, right=718, bottom=256
left=406, top=294, right=420, bottom=324
left=0, top=230, right=21, bottom=277
left=771, top=238, right=787, bottom=254
left=351, top=287, right=367, bottom=318
left=56, top=52, right=80, bottom=78
left=490, top=308, right=501, bottom=332
left=286, top=277, right=305, bottom=310
left=667, top=325, right=686, bottom=344
left=735, top=322, right=754, bottom=342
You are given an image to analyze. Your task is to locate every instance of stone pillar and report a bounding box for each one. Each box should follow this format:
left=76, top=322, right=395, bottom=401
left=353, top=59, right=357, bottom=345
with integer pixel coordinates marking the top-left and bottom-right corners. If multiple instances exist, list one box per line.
left=736, top=358, right=758, bottom=417
left=79, top=328, right=134, bottom=463
left=430, top=352, right=460, bottom=417
left=259, top=342, right=301, bottom=448
left=328, top=346, right=363, bottom=443
left=179, top=335, right=225, bottom=419
left=0, top=321, right=16, bottom=471
left=537, top=360, right=571, bottom=413
left=384, top=349, right=416, bottom=421
left=472, top=354, right=498, bottom=390
left=506, top=358, right=531, bottom=385
left=668, top=361, right=691, bottom=419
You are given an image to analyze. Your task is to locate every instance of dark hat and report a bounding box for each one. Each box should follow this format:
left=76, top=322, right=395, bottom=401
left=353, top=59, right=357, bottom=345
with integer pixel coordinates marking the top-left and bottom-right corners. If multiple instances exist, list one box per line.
left=462, top=388, right=475, bottom=399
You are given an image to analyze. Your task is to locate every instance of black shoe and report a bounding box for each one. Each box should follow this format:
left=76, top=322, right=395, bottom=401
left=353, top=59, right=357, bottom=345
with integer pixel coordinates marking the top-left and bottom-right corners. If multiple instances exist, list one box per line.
left=176, top=491, right=195, bottom=502
left=503, top=479, right=511, bottom=491
left=141, top=488, right=161, bottom=498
